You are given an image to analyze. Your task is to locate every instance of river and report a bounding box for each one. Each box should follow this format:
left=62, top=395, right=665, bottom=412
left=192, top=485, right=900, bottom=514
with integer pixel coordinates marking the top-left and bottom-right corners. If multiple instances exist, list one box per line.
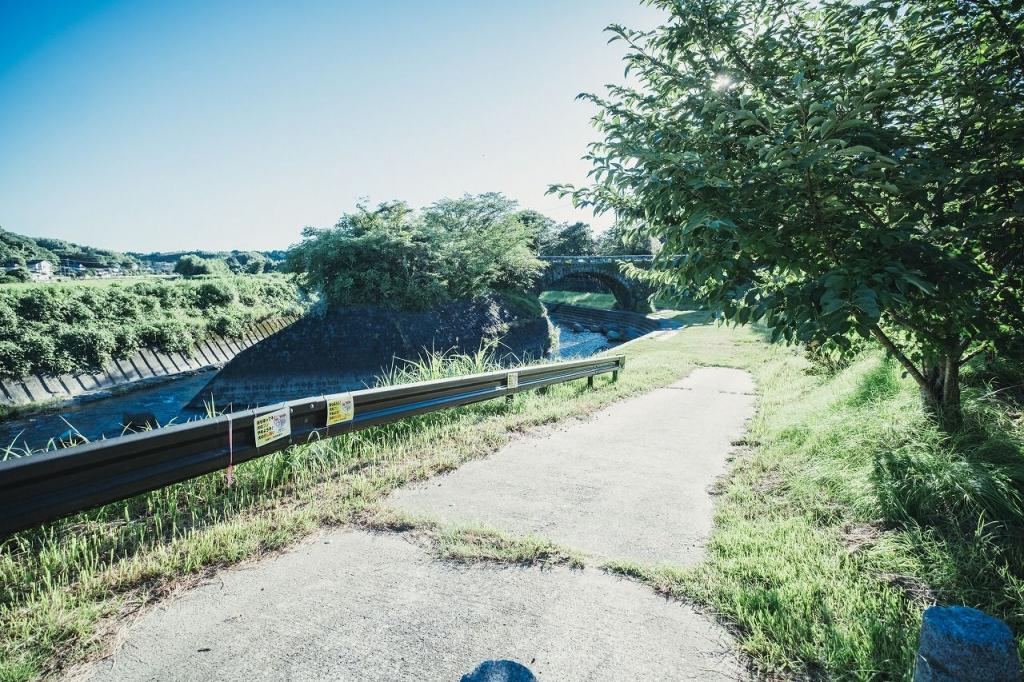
left=0, top=323, right=612, bottom=455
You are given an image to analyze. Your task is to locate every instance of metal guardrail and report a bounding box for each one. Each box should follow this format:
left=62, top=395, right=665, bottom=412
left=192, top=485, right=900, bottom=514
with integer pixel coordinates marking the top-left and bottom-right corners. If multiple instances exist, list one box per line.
left=0, top=354, right=625, bottom=537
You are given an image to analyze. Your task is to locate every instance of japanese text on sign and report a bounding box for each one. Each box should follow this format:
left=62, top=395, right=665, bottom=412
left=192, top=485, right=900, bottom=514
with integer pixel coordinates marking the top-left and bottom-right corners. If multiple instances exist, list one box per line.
left=254, top=406, right=291, bottom=447
left=326, top=392, right=355, bottom=427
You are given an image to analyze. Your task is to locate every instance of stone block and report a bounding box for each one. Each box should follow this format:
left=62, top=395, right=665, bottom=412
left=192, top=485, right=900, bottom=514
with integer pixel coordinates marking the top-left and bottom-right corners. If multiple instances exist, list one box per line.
left=915, top=605, right=1022, bottom=681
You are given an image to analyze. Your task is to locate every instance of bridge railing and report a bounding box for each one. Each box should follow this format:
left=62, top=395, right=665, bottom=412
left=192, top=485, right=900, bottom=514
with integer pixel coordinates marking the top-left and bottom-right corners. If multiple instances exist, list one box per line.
left=539, top=255, right=654, bottom=264
left=0, top=354, right=625, bottom=537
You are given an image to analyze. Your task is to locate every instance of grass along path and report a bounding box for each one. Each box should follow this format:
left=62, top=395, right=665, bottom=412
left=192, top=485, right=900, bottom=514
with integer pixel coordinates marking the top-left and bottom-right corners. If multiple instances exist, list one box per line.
left=0, top=323, right=748, bottom=681
left=605, top=349, right=1024, bottom=678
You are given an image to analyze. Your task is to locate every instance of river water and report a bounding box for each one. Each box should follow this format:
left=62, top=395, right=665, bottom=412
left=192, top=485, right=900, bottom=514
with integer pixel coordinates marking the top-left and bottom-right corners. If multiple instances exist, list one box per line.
left=0, top=324, right=612, bottom=455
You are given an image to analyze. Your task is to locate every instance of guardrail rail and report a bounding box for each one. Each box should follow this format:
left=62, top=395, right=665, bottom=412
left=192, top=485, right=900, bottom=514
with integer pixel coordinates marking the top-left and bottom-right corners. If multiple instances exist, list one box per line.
left=0, top=354, right=625, bottom=537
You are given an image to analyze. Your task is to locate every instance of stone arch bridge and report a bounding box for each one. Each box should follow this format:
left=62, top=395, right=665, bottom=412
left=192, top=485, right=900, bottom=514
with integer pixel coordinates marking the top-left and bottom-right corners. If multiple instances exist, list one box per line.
left=537, top=255, right=656, bottom=312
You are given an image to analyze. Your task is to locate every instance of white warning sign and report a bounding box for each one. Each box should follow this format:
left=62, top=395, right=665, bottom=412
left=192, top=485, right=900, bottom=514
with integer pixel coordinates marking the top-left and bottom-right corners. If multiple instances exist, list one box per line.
left=507, top=372, right=519, bottom=389
left=254, top=406, right=291, bottom=447
left=326, top=392, right=355, bottom=426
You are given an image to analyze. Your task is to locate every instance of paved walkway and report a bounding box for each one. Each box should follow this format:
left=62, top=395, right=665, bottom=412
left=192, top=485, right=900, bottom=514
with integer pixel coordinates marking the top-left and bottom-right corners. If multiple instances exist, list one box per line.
left=83, top=367, right=755, bottom=681
left=392, top=367, right=756, bottom=564
left=85, top=532, right=740, bottom=681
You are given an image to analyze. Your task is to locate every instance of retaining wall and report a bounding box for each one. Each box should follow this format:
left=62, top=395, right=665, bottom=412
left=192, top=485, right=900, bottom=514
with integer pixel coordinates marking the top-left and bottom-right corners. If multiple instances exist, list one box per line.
left=0, top=316, right=299, bottom=407
left=186, top=296, right=552, bottom=411
left=545, top=303, right=674, bottom=338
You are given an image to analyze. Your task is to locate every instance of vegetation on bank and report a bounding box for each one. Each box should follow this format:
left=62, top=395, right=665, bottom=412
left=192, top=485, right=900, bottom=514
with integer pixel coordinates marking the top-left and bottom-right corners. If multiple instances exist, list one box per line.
left=285, top=193, right=545, bottom=311
left=0, top=276, right=303, bottom=380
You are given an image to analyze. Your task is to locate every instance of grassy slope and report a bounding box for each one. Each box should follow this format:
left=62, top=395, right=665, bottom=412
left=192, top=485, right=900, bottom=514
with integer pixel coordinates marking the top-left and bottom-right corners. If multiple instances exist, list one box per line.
left=0, top=276, right=172, bottom=292
left=539, top=290, right=617, bottom=310
left=2, top=320, right=1021, bottom=680
left=607, top=347, right=1024, bottom=678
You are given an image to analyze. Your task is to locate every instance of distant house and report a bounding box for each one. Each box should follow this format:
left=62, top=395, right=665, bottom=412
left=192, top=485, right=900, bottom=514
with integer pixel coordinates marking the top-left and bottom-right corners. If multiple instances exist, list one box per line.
left=26, top=259, right=54, bottom=281
left=144, top=260, right=175, bottom=274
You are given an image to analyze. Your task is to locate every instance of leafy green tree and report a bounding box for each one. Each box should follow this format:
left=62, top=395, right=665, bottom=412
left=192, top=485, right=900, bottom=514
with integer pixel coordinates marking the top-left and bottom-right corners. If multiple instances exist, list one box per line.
left=597, top=223, right=652, bottom=256
left=558, top=0, right=1024, bottom=427
left=517, top=209, right=560, bottom=255
left=285, top=201, right=447, bottom=309
left=423, top=193, right=544, bottom=296
left=547, top=222, right=597, bottom=256
left=286, top=195, right=544, bottom=310
left=174, top=254, right=228, bottom=278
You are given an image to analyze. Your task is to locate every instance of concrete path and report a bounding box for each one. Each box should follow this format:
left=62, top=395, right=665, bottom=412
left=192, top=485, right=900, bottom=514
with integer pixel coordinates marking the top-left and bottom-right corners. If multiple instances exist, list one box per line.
left=82, top=367, right=755, bottom=681
left=391, top=367, right=756, bottom=564
left=85, top=531, right=741, bottom=681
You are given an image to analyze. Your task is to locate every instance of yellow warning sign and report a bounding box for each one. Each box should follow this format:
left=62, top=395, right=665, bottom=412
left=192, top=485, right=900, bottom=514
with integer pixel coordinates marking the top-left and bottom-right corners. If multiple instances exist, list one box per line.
left=254, top=406, right=291, bottom=447
left=326, top=392, right=355, bottom=426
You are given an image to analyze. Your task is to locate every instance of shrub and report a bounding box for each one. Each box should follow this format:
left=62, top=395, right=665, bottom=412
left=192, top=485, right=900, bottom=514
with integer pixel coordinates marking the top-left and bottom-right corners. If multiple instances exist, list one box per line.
left=0, top=340, right=29, bottom=379
left=138, top=319, right=196, bottom=354
left=21, top=330, right=74, bottom=377
left=174, top=255, right=229, bottom=278
left=57, top=327, right=117, bottom=372
left=194, top=281, right=236, bottom=309
left=0, top=276, right=301, bottom=378
left=0, top=299, right=18, bottom=339
left=209, top=313, right=246, bottom=338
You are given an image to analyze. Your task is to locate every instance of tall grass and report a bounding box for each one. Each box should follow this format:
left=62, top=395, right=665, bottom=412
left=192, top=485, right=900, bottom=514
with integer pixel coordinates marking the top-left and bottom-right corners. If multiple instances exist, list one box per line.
left=606, top=350, right=1024, bottom=678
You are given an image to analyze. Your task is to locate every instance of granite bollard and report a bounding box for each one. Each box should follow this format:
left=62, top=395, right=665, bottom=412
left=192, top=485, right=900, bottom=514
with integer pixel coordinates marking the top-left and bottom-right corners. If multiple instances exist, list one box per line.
left=460, top=659, right=537, bottom=682
left=914, top=605, right=1021, bottom=681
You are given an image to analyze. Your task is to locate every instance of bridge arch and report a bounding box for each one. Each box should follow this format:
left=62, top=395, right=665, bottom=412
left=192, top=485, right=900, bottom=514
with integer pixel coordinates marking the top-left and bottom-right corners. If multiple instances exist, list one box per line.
left=537, top=256, right=655, bottom=312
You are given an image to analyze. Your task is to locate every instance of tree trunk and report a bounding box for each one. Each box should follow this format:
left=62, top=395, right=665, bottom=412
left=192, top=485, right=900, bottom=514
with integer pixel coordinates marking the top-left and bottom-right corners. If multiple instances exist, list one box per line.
left=869, top=327, right=964, bottom=431
left=919, top=353, right=963, bottom=430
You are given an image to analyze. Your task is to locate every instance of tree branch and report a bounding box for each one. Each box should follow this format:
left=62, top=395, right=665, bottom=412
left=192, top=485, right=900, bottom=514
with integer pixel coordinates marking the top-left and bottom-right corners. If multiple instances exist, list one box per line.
left=870, top=324, right=927, bottom=388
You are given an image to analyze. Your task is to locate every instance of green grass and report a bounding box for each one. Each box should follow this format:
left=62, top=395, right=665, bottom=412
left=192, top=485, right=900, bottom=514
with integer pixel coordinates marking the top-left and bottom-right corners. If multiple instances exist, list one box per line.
left=539, top=290, right=617, bottom=310
left=0, top=275, right=177, bottom=292
left=2, top=318, right=1021, bottom=680
left=359, top=506, right=585, bottom=569
left=602, top=349, right=1024, bottom=679
left=540, top=289, right=703, bottom=315
left=0, top=322, right=746, bottom=681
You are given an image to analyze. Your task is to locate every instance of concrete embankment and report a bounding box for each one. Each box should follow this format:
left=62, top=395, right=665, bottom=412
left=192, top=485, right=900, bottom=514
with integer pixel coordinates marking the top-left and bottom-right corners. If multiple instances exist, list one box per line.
left=186, top=295, right=552, bottom=411
left=0, top=316, right=299, bottom=409
left=545, top=303, right=678, bottom=341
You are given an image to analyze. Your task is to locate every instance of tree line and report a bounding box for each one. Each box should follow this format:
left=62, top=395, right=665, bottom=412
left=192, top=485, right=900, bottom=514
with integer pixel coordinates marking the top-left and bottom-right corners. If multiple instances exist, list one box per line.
left=283, top=193, right=644, bottom=311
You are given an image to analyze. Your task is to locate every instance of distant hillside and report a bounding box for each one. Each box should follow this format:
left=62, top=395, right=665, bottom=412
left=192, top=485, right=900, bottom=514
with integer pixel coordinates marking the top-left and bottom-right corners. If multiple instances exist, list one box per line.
left=130, top=249, right=287, bottom=273
left=0, top=227, right=137, bottom=269
left=0, top=227, right=287, bottom=275
left=131, top=249, right=288, bottom=263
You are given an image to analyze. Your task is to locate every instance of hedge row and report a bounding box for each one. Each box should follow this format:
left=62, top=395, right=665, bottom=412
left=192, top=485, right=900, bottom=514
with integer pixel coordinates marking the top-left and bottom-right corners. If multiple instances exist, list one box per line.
left=0, top=277, right=304, bottom=380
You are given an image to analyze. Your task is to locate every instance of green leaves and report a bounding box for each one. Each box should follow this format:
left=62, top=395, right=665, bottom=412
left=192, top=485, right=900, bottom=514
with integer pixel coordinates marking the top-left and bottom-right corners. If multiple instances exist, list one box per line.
left=568, top=0, right=1024, bottom=402
left=285, top=195, right=545, bottom=311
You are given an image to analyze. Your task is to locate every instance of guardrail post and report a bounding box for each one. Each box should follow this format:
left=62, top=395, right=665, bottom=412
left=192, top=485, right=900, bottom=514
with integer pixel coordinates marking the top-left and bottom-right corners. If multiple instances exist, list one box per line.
left=587, top=375, right=594, bottom=389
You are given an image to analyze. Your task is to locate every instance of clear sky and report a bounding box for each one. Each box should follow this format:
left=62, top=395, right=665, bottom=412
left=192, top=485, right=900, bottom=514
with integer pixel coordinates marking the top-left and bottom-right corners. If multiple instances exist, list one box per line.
left=0, top=0, right=661, bottom=252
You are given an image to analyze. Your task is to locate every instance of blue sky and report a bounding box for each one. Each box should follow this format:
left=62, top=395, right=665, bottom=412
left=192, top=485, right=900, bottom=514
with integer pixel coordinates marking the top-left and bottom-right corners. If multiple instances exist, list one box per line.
left=0, top=1, right=660, bottom=252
